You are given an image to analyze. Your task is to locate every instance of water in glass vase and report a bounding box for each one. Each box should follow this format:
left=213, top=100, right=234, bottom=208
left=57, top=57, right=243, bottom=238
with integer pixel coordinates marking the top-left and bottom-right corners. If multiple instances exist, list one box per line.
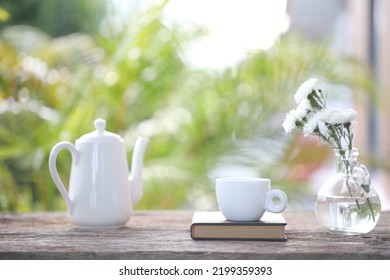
left=315, top=194, right=381, bottom=235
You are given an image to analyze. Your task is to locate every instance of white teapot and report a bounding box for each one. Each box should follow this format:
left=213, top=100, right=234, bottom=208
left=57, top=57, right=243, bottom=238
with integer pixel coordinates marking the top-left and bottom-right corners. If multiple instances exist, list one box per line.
left=49, top=118, right=148, bottom=228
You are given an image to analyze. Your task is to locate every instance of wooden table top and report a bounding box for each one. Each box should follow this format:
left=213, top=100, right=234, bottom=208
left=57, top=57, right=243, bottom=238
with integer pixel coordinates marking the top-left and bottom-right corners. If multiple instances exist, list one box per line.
left=0, top=211, right=389, bottom=259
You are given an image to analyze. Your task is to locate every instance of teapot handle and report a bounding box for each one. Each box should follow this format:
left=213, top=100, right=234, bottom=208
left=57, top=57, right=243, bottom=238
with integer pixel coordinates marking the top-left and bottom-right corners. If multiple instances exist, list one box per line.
left=48, top=141, right=79, bottom=214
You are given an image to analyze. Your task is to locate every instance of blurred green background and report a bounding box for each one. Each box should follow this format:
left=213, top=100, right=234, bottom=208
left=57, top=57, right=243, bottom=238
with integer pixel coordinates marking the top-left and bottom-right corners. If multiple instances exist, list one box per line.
left=0, top=0, right=374, bottom=212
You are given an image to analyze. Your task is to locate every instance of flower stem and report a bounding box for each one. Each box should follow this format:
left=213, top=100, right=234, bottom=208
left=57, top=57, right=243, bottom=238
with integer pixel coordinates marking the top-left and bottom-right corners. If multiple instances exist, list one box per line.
left=366, top=197, right=376, bottom=222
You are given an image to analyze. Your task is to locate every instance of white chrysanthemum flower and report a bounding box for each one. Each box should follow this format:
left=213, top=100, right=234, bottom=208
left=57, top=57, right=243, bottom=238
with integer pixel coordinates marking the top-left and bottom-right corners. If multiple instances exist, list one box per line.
left=303, top=112, right=321, bottom=136
left=324, top=108, right=357, bottom=124
left=285, top=78, right=358, bottom=151
left=283, top=109, right=300, bottom=133
left=294, top=78, right=318, bottom=104
left=303, top=108, right=357, bottom=136
left=321, top=107, right=357, bottom=124
left=296, top=99, right=312, bottom=118
left=316, top=108, right=333, bottom=122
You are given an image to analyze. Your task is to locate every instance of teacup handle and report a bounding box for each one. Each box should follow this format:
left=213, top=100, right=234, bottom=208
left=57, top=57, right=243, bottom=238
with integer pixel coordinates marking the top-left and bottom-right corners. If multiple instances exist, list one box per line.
left=265, top=189, right=288, bottom=213
left=48, top=141, right=79, bottom=214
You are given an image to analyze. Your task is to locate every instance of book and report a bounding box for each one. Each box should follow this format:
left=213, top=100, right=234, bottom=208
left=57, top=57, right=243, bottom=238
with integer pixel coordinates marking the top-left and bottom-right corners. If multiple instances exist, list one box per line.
left=190, top=211, right=287, bottom=241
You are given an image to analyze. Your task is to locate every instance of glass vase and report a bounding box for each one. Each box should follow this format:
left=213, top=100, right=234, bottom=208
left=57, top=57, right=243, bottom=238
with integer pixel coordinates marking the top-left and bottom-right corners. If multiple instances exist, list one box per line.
left=315, top=148, right=381, bottom=235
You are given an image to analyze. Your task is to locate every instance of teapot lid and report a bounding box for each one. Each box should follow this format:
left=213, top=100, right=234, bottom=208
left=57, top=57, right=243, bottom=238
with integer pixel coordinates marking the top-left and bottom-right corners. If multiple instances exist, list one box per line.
left=77, top=119, right=123, bottom=143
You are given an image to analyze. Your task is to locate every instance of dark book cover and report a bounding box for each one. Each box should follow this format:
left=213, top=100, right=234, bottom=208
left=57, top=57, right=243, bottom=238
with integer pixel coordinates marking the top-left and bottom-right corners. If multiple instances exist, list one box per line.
left=190, top=211, right=287, bottom=241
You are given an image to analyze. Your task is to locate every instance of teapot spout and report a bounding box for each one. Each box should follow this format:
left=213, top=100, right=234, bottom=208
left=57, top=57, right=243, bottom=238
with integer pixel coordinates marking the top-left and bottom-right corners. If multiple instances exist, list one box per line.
left=129, top=137, right=149, bottom=207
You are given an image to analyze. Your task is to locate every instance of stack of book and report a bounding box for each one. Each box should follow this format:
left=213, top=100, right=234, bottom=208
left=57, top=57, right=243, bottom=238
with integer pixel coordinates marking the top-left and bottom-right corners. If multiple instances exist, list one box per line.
left=190, top=211, right=287, bottom=241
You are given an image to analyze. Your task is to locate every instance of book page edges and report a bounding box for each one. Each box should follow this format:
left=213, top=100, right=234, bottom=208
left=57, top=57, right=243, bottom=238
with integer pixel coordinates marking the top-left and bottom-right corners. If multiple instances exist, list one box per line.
left=191, top=224, right=286, bottom=240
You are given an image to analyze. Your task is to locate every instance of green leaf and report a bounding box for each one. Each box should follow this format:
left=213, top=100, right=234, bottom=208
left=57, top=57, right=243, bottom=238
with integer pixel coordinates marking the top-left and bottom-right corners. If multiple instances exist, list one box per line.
left=361, top=184, right=371, bottom=193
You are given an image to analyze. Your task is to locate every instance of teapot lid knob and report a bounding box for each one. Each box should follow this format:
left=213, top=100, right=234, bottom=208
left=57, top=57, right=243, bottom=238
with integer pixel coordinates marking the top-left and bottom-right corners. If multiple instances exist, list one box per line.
left=94, top=118, right=106, bottom=135
left=77, top=118, right=122, bottom=143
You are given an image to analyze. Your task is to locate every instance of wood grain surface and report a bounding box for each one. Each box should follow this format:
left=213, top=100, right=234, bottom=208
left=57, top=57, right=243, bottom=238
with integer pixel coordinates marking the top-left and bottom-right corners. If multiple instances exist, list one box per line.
left=0, top=211, right=389, bottom=259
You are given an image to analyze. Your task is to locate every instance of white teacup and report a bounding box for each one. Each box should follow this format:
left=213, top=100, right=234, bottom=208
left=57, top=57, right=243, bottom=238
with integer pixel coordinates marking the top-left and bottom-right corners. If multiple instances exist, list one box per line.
left=216, top=177, right=288, bottom=221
